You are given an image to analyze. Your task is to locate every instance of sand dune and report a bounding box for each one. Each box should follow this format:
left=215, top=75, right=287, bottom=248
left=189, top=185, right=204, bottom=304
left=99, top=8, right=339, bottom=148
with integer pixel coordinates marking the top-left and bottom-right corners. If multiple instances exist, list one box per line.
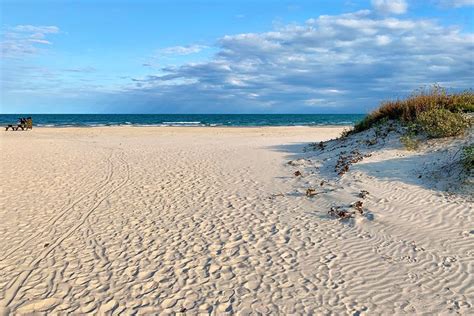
left=0, top=126, right=472, bottom=315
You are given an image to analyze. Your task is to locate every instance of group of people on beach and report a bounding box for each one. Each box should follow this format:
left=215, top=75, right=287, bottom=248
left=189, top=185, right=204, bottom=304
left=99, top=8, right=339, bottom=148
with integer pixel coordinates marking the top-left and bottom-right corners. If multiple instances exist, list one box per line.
left=4, top=116, right=33, bottom=131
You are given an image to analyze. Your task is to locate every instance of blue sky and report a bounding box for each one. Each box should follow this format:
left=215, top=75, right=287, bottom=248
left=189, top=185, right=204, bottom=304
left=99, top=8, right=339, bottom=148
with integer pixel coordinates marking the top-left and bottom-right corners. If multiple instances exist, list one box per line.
left=1, top=0, right=473, bottom=114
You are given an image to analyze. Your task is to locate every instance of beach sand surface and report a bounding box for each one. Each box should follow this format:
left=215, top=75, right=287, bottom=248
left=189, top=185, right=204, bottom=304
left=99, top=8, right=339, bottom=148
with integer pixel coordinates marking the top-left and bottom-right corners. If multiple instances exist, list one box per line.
left=0, top=126, right=472, bottom=315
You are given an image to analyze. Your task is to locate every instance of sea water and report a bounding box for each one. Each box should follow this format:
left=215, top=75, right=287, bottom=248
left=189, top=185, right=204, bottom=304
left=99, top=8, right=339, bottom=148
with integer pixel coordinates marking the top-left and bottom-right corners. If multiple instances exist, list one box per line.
left=0, top=114, right=364, bottom=127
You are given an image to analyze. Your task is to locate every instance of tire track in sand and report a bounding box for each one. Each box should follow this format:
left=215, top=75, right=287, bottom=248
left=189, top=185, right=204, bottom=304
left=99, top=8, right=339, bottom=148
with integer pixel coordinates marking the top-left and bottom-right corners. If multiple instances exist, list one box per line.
left=0, top=151, right=131, bottom=314
left=0, top=151, right=115, bottom=262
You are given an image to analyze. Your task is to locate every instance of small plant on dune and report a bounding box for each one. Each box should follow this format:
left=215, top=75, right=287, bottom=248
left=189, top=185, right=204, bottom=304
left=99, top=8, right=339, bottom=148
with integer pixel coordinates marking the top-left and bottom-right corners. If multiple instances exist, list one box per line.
left=399, top=123, right=420, bottom=150
left=400, top=134, right=420, bottom=150
left=339, top=127, right=353, bottom=139
left=416, top=109, right=471, bottom=138
left=461, top=145, right=474, bottom=171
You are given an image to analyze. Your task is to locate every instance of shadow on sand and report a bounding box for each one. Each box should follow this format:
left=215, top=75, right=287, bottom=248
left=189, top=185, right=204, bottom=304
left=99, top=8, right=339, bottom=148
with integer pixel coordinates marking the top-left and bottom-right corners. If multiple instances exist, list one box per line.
left=267, top=140, right=465, bottom=193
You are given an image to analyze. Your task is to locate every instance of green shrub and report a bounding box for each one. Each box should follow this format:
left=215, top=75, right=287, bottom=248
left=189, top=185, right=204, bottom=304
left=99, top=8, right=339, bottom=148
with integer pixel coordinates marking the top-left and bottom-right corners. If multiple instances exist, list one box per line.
left=416, top=109, right=471, bottom=138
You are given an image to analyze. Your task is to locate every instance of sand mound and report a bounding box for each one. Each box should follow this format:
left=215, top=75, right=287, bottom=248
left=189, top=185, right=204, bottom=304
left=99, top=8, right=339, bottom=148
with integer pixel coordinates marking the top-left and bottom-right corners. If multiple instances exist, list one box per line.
left=282, top=122, right=473, bottom=314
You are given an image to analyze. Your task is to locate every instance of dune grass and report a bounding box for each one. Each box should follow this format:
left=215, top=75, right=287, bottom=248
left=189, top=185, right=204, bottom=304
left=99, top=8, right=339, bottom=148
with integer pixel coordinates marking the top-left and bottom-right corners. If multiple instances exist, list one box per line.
left=353, top=85, right=474, bottom=136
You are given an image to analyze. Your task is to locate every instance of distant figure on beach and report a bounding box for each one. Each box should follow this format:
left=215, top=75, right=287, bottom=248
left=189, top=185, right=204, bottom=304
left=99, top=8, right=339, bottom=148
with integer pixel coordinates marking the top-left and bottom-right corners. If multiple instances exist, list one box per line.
left=5, top=116, right=32, bottom=131
left=19, top=118, right=26, bottom=129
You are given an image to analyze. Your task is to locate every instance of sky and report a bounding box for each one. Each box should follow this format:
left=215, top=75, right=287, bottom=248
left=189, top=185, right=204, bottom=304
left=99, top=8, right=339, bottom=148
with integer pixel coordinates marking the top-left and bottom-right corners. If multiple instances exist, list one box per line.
left=0, top=0, right=473, bottom=114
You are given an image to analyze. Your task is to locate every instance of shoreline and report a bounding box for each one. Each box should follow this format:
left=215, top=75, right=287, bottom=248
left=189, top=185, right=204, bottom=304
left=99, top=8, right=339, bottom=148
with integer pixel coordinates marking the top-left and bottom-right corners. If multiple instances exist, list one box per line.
left=9, top=124, right=353, bottom=129
left=2, top=125, right=351, bottom=136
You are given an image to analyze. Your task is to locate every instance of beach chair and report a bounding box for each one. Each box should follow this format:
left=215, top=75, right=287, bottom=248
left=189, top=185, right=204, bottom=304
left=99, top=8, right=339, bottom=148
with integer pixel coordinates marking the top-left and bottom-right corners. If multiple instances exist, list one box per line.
left=4, top=121, right=29, bottom=131
left=5, top=124, right=24, bottom=131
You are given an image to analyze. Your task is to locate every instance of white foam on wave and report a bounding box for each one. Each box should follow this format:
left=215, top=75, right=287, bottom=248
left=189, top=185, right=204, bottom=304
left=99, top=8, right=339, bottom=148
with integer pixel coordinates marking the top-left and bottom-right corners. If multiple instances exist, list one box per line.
left=162, top=121, right=202, bottom=124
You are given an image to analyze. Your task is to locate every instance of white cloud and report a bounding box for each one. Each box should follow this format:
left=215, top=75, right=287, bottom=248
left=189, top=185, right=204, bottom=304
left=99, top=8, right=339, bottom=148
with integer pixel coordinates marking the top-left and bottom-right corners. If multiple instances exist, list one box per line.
left=1, top=25, right=60, bottom=58
left=437, top=0, right=474, bottom=7
left=62, top=67, right=96, bottom=73
left=12, top=25, right=59, bottom=33
left=375, top=34, right=392, bottom=45
left=158, top=44, right=207, bottom=56
left=371, top=0, right=408, bottom=14
left=304, top=98, right=325, bottom=106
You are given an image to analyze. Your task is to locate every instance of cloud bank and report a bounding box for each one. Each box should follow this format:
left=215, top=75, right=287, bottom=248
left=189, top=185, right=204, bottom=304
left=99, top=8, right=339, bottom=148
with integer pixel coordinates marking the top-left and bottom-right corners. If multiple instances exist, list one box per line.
left=121, top=9, right=473, bottom=113
left=1, top=25, right=59, bottom=58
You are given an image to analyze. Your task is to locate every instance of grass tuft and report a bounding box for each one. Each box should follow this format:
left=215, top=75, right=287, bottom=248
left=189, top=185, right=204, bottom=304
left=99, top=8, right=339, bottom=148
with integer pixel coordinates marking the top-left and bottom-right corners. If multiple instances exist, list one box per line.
left=353, top=85, right=474, bottom=135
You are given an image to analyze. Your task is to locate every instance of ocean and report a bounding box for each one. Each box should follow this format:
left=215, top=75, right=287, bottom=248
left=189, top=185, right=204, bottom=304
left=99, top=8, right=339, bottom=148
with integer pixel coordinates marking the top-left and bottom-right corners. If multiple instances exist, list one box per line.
left=0, top=114, right=364, bottom=127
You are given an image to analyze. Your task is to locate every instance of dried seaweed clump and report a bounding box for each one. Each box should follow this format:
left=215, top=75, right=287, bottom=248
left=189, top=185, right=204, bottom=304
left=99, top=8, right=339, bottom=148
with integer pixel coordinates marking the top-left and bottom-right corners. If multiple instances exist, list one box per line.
left=328, top=201, right=365, bottom=219
left=358, top=190, right=370, bottom=198
left=335, top=150, right=372, bottom=176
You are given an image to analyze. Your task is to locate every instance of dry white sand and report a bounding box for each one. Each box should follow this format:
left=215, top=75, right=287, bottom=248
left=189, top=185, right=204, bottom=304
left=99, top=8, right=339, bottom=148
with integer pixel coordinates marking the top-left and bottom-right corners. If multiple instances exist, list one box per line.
left=0, top=126, right=472, bottom=315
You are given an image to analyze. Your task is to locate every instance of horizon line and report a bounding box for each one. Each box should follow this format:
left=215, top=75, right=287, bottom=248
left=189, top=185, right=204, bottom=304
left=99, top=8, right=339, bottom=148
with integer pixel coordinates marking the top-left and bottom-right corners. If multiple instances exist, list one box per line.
left=0, top=113, right=367, bottom=115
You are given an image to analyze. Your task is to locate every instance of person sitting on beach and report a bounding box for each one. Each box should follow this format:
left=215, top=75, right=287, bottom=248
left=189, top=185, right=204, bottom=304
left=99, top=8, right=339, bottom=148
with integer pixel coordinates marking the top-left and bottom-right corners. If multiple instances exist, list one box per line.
left=26, top=117, right=33, bottom=130
left=17, top=118, right=26, bottom=130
